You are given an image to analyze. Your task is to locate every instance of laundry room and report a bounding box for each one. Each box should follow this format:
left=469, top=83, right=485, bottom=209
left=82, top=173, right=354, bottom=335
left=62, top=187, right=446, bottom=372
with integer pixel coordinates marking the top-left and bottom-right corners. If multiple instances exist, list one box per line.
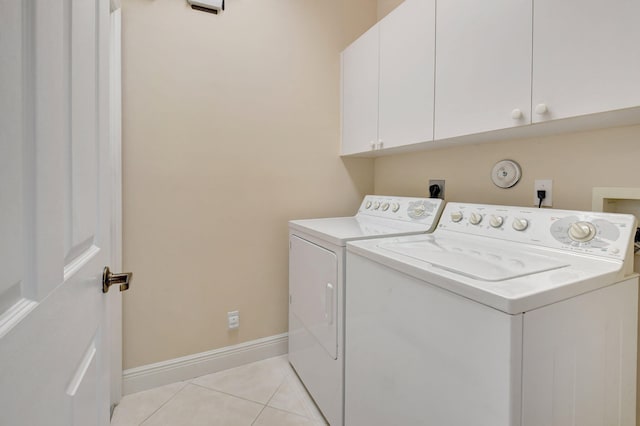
left=2, top=0, right=640, bottom=424
left=118, top=0, right=640, bottom=423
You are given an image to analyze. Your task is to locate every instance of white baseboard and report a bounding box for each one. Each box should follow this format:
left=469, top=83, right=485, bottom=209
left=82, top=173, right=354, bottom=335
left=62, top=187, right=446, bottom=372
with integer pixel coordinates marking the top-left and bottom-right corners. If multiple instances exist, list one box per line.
left=122, top=333, right=288, bottom=395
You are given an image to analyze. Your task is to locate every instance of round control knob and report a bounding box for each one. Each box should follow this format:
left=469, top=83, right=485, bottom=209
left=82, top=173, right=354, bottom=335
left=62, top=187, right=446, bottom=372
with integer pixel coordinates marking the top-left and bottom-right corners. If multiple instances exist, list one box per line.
left=381, top=202, right=390, bottom=211
left=391, top=202, right=400, bottom=212
left=365, top=201, right=372, bottom=209
left=512, top=218, right=529, bottom=231
left=535, top=103, right=548, bottom=115
left=469, top=212, right=483, bottom=225
left=412, top=205, right=426, bottom=217
left=568, top=221, right=597, bottom=242
left=450, top=211, right=463, bottom=223
left=511, top=108, right=523, bottom=119
left=373, top=201, right=380, bottom=210
left=489, top=215, right=504, bottom=228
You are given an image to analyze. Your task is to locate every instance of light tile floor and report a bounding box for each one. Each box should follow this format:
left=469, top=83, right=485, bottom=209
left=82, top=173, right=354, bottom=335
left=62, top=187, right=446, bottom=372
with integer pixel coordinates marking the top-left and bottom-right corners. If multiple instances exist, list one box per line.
left=111, top=355, right=328, bottom=426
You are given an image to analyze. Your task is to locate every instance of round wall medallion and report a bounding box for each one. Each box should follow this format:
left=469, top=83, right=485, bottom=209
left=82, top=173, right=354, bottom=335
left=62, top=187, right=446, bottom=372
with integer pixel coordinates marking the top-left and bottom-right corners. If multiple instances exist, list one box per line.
left=491, top=159, right=522, bottom=188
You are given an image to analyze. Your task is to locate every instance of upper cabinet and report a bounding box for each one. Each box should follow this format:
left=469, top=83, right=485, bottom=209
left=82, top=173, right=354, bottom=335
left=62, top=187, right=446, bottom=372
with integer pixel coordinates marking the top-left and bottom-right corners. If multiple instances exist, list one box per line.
left=341, top=0, right=640, bottom=156
left=434, top=0, right=532, bottom=140
left=341, top=25, right=379, bottom=156
left=532, top=0, right=640, bottom=122
left=378, top=0, right=436, bottom=150
left=341, top=0, right=436, bottom=156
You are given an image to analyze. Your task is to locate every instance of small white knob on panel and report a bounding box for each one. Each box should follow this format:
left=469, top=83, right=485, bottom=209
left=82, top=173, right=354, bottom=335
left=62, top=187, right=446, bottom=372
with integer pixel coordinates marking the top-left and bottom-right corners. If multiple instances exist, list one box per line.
left=450, top=211, right=463, bottom=223
left=412, top=205, right=426, bottom=217
left=568, top=221, right=596, bottom=242
left=381, top=202, right=390, bottom=211
left=489, top=215, right=504, bottom=228
left=391, top=202, right=400, bottom=212
left=512, top=218, right=529, bottom=231
left=365, top=201, right=372, bottom=209
left=511, top=108, right=523, bottom=119
left=535, top=103, right=548, bottom=115
left=469, top=212, right=483, bottom=225
left=373, top=201, right=380, bottom=210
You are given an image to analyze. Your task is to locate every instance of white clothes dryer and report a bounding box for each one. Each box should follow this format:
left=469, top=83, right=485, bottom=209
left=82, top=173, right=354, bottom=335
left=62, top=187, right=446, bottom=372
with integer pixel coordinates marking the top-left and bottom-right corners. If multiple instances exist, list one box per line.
left=288, top=195, right=444, bottom=426
left=345, top=202, right=639, bottom=426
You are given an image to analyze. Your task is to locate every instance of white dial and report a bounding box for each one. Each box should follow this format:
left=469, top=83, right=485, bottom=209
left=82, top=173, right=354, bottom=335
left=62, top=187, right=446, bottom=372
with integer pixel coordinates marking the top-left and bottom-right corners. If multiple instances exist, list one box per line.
left=381, top=202, right=390, bottom=211
left=568, top=221, right=596, bottom=242
left=489, top=215, right=504, bottom=228
left=412, top=205, right=426, bottom=217
left=391, top=202, right=400, bottom=212
left=365, top=201, right=372, bottom=209
left=373, top=201, right=380, bottom=210
left=450, top=211, right=463, bottom=223
left=512, top=218, right=529, bottom=231
left=469, top=212, right=483, bottom=225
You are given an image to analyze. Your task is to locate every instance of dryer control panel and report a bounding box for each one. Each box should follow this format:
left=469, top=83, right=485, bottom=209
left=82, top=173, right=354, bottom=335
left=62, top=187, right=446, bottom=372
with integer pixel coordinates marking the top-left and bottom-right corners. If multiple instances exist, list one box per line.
left=358, top=196, right=444, bottom=230
left=438, top=203, right=637, bottom=261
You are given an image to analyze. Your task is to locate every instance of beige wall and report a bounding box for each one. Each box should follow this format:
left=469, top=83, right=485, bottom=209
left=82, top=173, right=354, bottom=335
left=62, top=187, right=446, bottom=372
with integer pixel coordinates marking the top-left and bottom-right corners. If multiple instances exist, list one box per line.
left=374, top=125, right=640, bottom=210
left=121, top=0, right=377, bottom=369
left=377, top=0, right=404, bottom=19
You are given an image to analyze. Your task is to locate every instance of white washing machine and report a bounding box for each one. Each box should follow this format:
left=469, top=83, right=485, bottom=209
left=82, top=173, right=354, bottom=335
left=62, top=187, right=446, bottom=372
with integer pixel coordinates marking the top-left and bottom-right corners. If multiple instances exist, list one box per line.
left=288, top=195, right=445, bottom=426
left=345, top=202, right=639, bottom=426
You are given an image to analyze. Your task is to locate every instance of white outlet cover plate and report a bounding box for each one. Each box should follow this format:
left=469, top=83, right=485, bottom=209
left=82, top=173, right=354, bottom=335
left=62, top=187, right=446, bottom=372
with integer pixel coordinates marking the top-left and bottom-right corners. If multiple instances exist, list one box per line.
left=534, top=179, right=553, bottom=207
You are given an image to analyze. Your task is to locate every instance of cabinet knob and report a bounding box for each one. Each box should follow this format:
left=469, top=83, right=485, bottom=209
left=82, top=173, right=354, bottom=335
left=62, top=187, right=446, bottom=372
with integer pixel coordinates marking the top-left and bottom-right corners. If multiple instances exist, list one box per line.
left=370, top=141, right=375, bottom=150
left=535, top=103, right=548, bottom=115
left=377, top=140, right=383, bottom=150
left=511, top=108, right=523, bottom=119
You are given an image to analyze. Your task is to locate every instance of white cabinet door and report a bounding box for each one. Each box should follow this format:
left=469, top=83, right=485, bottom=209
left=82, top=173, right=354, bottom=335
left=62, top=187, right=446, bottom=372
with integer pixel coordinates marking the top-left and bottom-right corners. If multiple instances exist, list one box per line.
left=0, top=1, right=120, bottom=424
left=378, top=0, right=435, bottom=149
left=532, top=0, right=640, bottom=123
left=341, top=25, right=379, bottom=155
left=434, top=0, right=532, bottom=140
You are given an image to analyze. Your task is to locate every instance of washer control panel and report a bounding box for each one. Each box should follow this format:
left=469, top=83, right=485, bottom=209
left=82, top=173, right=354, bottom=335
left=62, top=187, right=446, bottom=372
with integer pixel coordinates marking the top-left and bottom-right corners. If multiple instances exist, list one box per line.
left=358, top=195, right=445, bottom=227
left=438, top=203, right=637, bottom=260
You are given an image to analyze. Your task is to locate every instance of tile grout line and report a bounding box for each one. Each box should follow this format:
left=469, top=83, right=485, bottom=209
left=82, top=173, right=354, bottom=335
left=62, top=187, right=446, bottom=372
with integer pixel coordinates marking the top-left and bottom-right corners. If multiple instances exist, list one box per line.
left=189, top=381, right=273, bottom=407
left=138, top=381, right=189, bottom=426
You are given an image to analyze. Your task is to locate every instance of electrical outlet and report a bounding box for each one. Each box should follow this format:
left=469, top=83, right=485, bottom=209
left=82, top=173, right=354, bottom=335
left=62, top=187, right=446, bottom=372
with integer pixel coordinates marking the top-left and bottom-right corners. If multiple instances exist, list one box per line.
left=534, top=179, right=553, bottom=207
left=428, top=179, right=445, bottom=199
left=227, top=310, right=239, bottom=329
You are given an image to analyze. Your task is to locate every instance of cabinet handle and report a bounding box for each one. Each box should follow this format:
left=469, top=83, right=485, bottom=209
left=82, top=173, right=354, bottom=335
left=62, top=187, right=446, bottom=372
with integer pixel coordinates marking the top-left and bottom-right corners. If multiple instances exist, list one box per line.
left=535, top=103, right=548, bottom=115
left=370, top=141, right=376, bottom=150
left=511, top=108, right=523, bottom=119
left=377, top=140, right=383, bottom=150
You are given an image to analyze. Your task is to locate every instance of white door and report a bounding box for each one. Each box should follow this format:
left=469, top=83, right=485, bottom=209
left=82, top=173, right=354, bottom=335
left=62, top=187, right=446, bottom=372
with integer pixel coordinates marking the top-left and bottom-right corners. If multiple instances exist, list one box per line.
left=289, top=236, right=338, bottom=359
left=532, top=0, right=640, bottom=123
left=434, top=0, right=532, bottom=140
left=0, top=1, right=123, bottom=425
left=341, top=24, right=379, bottom=155
left=378, top=0, right=435, bottom=150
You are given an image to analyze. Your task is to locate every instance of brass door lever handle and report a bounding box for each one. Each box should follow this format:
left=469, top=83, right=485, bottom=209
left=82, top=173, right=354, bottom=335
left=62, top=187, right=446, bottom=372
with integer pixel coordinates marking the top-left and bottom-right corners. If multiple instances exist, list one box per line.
left=102, top=266, right=132, bottom=293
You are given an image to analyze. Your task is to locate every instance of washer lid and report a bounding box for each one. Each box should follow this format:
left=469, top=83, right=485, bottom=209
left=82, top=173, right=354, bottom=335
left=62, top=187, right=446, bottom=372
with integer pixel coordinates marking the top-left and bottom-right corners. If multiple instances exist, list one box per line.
left=378, top=235, right=569, bottom=281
